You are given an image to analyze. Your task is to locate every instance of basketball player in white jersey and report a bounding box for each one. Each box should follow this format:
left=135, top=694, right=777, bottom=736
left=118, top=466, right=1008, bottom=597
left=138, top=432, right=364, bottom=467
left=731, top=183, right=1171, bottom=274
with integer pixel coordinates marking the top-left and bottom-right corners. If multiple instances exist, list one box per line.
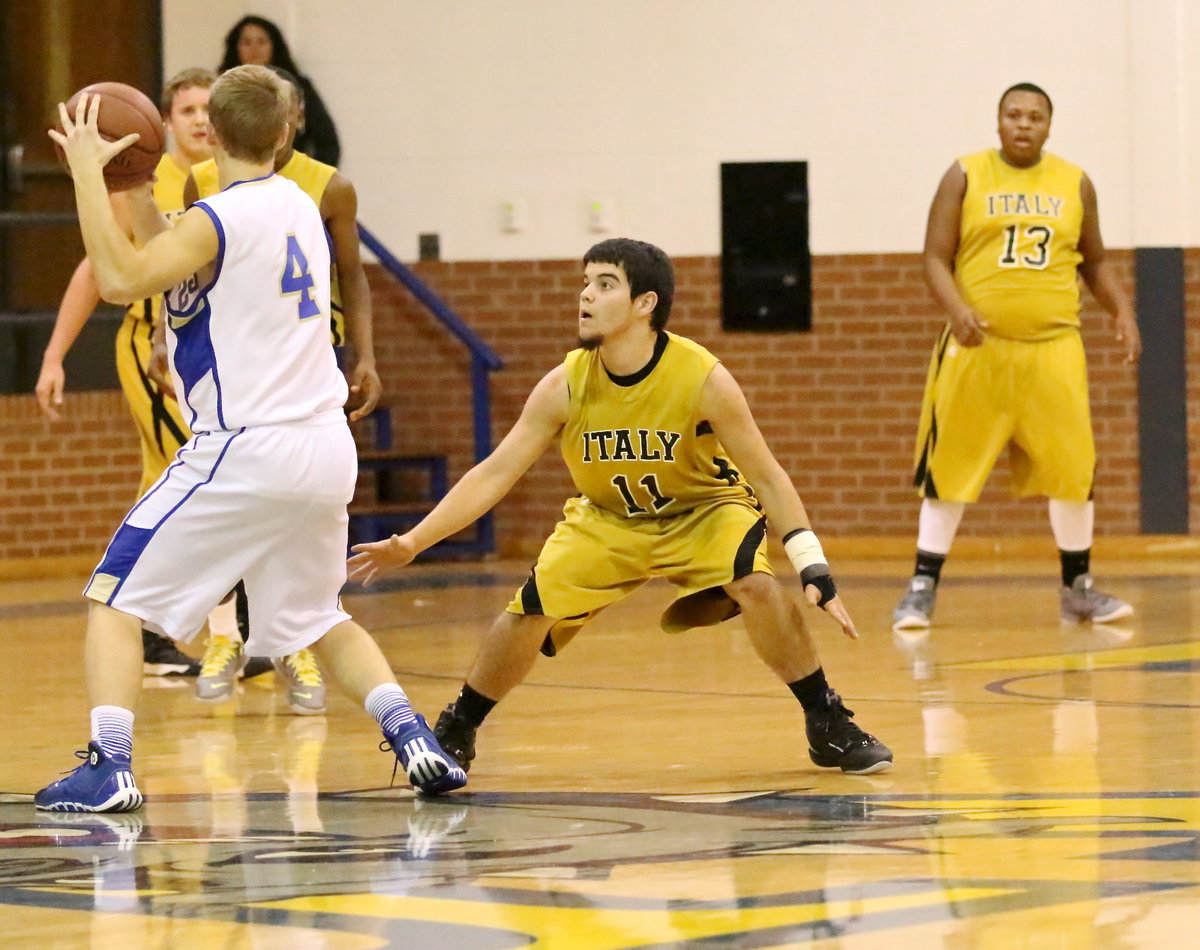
left=37, top=65, right=464, bottom=812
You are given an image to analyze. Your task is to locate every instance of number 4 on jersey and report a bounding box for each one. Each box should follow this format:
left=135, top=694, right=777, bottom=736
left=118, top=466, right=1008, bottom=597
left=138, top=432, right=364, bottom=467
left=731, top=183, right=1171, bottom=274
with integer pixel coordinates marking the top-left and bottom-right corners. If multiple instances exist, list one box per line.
left=280, top=234, right=322, bottom=319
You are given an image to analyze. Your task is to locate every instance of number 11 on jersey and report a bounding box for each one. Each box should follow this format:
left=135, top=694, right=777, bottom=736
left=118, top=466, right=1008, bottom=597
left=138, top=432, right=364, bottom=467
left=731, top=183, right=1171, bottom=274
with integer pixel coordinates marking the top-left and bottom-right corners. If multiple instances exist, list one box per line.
left=280, top=234, right=322, bottom=319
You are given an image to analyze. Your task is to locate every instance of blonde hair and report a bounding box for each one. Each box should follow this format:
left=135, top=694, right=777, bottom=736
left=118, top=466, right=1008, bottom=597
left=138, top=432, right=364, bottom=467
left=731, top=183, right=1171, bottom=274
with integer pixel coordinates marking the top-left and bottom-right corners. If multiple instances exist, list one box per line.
left=208, top=64, right=288, bottom=162
left=160, top=67, right=216, bottom=116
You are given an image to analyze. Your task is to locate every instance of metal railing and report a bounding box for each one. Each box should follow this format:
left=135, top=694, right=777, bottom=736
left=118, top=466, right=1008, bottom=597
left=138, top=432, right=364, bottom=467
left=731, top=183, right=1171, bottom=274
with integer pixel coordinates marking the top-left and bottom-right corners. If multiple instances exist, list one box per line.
left=357, top=223, right=503, bottom=553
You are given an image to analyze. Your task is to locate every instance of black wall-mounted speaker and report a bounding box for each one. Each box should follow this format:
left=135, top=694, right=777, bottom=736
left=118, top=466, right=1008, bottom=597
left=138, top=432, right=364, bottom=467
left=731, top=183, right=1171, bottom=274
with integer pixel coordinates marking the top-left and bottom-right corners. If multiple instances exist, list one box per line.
left=720, top=161, right=811, bottom=332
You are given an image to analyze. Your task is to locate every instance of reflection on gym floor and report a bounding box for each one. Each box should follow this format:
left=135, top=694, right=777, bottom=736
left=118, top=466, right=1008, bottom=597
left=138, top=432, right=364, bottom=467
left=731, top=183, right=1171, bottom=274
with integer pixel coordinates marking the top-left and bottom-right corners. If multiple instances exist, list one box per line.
left=4, top=558, right=1199, bottom=948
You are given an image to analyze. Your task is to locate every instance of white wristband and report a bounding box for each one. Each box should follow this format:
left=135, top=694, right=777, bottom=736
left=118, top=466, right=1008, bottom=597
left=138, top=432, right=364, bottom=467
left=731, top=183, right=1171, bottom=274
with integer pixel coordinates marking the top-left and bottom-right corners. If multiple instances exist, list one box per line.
left=784, top=529, right=828, bottom=577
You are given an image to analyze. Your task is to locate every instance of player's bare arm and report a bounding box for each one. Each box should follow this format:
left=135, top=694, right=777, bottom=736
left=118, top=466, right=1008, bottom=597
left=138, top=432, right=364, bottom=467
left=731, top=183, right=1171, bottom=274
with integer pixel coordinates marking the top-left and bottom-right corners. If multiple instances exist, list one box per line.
left=323, top=172, right=380, bottom=421
left=35, top=178, right=146, bottom=418
left=88, top=204, right=216, bottom=304
left=121, top=181, right=172, bottom=246
left=924, top=162, right=987, bottom=347
left=700, top=364, right=858, bottom=639
left=348, top=365, right=571, bottom=586
left=50, top=96, right=217, bottom=303
left=1077, top=173, right=1140, bottom=364
left=35, top=259, right=102, bottom=420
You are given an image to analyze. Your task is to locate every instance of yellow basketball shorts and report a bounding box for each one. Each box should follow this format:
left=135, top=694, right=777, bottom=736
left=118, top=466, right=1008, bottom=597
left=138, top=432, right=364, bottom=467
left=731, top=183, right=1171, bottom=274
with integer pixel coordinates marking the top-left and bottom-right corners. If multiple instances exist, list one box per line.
left=507, top=495, right=772, bottom=652
left=115, top=314, right=192, bottom=497
left=912, top=327, right=1095, bottom=503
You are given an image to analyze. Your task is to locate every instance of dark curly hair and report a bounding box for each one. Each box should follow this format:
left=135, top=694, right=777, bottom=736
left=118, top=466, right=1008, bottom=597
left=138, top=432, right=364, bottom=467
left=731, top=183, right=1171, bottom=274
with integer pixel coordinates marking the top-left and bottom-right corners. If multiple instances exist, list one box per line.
left=219, top=15, right=301, bottom=76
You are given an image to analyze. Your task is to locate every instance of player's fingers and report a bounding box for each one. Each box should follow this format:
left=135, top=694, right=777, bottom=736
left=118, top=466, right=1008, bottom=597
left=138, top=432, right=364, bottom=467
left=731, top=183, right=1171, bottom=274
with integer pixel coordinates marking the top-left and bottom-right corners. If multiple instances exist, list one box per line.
left=357, top=388, right=381, bottom=417
left=47, top=128, right=67, bottom=148
left=86, top=92, right=102, bottom=126
left=57, top=100, right=77, bottom=136
left=101, top=132, right=141, bottom=161
left=825, top=597, right=859, bottom=639
left=75, top=93, right=90, bottom=126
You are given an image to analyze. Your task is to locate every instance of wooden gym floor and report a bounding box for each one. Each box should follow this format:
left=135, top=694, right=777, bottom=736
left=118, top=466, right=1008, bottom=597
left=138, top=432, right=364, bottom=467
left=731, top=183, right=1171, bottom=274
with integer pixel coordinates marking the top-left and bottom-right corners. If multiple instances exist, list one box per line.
left=3, top=541, right=1200, bottom=948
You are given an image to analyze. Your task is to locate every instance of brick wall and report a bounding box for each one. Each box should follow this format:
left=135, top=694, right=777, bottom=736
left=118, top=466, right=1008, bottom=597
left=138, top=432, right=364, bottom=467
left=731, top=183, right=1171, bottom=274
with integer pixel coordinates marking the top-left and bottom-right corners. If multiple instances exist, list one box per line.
left=0, top=248, right=1177, bottom=563
left=367, top=249, right=1146, bottom=558
left=0, top=390, right=141, bottom=560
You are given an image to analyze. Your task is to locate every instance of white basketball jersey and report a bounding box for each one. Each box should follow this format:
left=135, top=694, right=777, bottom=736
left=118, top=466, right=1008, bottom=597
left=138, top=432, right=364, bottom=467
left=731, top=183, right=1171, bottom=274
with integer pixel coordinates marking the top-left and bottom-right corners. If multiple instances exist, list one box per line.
left=163, top=174, right=347, bottom=432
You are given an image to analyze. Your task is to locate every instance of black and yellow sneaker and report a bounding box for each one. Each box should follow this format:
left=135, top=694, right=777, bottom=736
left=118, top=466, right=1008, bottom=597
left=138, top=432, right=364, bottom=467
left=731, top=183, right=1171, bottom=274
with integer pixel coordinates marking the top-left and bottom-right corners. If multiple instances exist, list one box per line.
left=805, top=689, right=893, bottom=774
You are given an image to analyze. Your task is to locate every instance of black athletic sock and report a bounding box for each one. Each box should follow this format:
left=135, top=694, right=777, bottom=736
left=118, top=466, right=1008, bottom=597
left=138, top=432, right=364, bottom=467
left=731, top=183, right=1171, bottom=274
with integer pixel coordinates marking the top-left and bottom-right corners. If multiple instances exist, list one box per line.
left=788, top=668, right=830, bottom=715
left=914, top=549, right=947, bottom=584
left=453, top=683, right=497, bottom=728
left=1059, top=548, right=1090, bottom=587
left=234, top=580, right=250, bottom=644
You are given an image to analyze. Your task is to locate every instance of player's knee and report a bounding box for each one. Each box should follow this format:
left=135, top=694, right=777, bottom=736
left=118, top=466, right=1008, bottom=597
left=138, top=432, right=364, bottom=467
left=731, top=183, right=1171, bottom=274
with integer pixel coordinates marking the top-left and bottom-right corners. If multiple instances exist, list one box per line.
left=724, top=571, right=781, bottom=610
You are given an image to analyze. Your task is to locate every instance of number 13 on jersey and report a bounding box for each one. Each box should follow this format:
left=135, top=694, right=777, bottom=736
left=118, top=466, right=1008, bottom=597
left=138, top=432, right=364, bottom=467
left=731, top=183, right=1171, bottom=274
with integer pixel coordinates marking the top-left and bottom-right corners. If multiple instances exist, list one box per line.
left=280, top=234, right=322, bottom=320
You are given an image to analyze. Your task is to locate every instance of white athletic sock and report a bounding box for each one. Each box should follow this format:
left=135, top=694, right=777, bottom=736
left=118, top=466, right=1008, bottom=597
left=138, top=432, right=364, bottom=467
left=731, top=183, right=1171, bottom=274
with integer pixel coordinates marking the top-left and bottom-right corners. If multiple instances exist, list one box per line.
left=365, top=683, right=417, bottom=736
left=916, top=499, right=966, bottom=555
left=207, top=596, right=239, bottom=639
left=1048, top=499, right=1094, bottom=551
left=91, top=705, right=135, bottom=761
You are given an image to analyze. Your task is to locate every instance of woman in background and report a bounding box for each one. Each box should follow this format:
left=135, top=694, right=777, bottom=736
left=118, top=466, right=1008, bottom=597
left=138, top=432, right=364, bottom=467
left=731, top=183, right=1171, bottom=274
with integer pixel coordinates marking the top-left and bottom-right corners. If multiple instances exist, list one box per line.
left=219, top=14, right=341, bottom=165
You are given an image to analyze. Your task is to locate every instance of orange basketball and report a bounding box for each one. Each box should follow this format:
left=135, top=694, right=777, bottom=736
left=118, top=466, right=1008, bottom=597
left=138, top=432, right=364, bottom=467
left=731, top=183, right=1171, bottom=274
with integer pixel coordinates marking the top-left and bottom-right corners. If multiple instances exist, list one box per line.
left=55, top=82, right=165, bottom=192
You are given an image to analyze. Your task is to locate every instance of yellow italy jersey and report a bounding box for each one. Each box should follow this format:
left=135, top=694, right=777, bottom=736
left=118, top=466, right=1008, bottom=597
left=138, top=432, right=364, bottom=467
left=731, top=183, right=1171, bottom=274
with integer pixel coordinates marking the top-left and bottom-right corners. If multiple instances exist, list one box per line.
left=561, top=331, right=757, bottom=519
left=192, top=151, right=345, bottom=344
left=124, top=153, right=191, bottom=326
left=955, top=149, right=1084, bottom=341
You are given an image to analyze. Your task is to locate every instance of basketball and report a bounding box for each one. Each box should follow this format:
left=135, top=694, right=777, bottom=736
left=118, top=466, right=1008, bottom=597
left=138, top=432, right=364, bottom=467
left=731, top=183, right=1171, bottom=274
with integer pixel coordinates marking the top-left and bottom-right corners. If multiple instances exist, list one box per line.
left=55, top=82, right=165, bottom=191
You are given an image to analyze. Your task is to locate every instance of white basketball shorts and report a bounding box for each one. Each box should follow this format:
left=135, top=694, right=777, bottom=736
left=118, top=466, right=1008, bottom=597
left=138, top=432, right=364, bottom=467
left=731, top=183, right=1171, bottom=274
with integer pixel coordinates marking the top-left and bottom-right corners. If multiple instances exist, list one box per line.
left=85, top=409, right=356, bottom=655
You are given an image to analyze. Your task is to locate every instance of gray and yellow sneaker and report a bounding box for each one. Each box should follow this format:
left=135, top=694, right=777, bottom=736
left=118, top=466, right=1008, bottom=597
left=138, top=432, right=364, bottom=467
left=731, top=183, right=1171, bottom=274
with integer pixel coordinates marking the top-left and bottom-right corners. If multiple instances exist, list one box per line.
left=195, top=635, right=246, bottom=703
left=272, top=649, right=327, bottom=715
left=1060, top=575, right=1133, bottom=623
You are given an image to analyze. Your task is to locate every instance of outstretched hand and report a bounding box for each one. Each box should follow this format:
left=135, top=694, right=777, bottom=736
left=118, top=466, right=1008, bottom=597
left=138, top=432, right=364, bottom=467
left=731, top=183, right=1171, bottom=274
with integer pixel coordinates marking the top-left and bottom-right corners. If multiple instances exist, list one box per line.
left=347, top=533, right=418, bottom=587
left=804, top=586, right=859, bottom=640
left=48, top=94, right=141, bottom=179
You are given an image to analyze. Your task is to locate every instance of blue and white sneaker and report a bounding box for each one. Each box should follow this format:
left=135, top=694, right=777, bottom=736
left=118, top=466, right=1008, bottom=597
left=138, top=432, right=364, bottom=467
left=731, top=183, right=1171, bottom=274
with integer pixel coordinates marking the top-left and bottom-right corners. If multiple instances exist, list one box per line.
left=35, top=742, right=144, bottom=813
left=384, top=715, right=468, bottom=795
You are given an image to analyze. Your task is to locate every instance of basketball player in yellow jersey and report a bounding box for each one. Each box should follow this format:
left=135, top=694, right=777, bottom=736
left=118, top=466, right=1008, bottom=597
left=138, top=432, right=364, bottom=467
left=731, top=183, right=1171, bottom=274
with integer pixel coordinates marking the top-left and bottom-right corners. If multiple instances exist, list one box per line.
left=35, top=68, right=217, bottom=677
left=350, top=238, right=893, bottom=777
left=183, top=67, right=379, bottom=421
left=892, top=83, right=1141, bottom=631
